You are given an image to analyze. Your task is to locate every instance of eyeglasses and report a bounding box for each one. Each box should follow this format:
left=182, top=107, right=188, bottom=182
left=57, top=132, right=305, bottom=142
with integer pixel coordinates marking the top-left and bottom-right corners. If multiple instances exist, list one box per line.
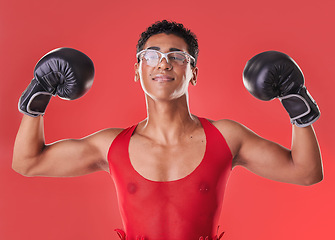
left=136, top=49, right=195, bottom=67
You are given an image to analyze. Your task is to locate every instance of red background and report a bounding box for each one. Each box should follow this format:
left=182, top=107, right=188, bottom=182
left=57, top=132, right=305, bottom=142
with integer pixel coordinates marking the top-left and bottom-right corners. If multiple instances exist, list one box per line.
left=1, top=0, right=334, bottom=239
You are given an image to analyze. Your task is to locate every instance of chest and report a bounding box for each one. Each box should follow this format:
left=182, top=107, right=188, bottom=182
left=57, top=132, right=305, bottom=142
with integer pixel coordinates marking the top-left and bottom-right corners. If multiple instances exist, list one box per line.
left=128, top=132, right=206, bottom=182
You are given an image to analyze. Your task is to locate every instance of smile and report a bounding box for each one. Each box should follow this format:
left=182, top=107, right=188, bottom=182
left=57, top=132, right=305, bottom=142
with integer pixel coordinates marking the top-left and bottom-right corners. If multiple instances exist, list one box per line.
left=152, top=74, right=175, bottom=82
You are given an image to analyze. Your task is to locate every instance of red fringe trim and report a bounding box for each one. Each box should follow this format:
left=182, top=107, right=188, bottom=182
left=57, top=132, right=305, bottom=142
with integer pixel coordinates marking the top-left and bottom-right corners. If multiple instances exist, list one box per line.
left=114, top=226, right=224, bottom=240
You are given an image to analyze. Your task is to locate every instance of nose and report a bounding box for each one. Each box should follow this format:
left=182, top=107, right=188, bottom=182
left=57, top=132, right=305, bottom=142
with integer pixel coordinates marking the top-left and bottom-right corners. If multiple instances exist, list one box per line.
left=157, top=55, right=172, bottom=70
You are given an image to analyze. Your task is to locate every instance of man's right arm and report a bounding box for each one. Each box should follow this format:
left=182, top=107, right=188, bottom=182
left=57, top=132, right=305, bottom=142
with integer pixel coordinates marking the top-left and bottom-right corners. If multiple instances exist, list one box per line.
left=12, top=115, right=122, bottom=177
left=13, top=48, right=123, bottom=177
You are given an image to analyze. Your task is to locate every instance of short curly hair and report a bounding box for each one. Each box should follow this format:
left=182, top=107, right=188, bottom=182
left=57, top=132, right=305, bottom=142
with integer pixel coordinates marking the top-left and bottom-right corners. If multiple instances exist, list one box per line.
left=136, top=20, right=199, bottom=67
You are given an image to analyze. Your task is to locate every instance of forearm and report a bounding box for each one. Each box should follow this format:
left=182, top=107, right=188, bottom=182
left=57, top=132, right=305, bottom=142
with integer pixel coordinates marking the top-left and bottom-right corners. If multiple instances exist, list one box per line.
left=12, top=115, right=46, bottom=175
left=291, top=125, right=323, bottom=185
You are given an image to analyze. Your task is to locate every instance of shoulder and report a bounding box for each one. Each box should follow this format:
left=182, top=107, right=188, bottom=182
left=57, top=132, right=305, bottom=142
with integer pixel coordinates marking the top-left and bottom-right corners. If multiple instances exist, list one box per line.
left=82, top=127, right=125, bottom=158
left=210, top=118, right=242, bottom=129
left=209, top=118, right=250, bottom=137
left=208, top=119, right=259, bottom=161
left=84, top=128, right=125, bottom=146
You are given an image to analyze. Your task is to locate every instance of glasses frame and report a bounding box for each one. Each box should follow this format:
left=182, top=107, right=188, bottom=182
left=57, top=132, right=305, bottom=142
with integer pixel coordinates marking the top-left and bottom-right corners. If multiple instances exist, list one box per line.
left=136, top=49, right=195, bottom=67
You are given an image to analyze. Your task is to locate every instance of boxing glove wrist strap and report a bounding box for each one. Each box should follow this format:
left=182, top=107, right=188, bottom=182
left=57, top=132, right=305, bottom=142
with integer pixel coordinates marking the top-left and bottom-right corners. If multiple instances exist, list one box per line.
left=18, top=78, right=52, bottom=117
left=279, top=87, right=320, bottom=127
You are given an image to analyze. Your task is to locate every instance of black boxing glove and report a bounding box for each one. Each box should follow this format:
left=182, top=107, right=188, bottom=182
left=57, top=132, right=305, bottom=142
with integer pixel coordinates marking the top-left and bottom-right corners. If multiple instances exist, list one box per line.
left=243, top=51, right=320, bottom=127
left=19, top=48, right=95, bottom=117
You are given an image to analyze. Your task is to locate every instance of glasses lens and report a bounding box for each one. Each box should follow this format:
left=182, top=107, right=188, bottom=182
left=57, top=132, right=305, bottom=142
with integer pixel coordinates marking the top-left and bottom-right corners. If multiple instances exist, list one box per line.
left=142, top=50, right=160, bottom=67
left=139, top=50, right=190, bottom=67
left=168, top=52, right=188, bottom=65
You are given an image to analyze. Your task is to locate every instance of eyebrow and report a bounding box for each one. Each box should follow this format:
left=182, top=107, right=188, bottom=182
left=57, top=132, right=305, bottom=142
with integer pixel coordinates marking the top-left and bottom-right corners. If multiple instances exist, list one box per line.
left=147, top=46, right=183, bottom=52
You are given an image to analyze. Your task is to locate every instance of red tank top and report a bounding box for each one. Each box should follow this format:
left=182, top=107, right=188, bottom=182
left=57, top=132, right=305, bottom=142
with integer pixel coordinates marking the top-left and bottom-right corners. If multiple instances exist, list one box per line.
left=108, top=117, right=232, bottom=240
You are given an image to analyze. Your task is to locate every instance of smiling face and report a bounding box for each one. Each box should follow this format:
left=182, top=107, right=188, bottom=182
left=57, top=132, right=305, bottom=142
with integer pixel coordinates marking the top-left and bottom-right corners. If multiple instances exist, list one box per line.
left=134, top=33, right=198, bottom=101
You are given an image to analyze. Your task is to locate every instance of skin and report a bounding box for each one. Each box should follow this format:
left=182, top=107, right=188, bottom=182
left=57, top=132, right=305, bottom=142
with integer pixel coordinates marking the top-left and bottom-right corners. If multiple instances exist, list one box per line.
left=12, top=33, right=323, bottom=186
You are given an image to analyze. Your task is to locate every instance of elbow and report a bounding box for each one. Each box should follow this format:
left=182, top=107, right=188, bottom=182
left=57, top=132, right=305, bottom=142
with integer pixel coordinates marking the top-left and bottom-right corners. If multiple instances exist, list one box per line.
left=296, top=161, right=324, bottom=186
left=12, top=167, right=30, bottom=177
left=299, top=173, right=324, bottom=186
left=12, top=158, right=35, bottom=177
left=12, top=165, right=32, bottom=177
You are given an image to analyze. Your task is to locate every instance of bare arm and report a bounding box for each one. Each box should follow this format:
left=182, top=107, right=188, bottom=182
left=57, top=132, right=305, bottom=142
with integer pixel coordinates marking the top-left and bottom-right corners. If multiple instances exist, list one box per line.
left=12, top=115, right=122, bottom=177
left=289, top=125, right=323, bottom=184
left=214, top=120, right=323, bottom=186
left=221, top=51, right=323, bottom=185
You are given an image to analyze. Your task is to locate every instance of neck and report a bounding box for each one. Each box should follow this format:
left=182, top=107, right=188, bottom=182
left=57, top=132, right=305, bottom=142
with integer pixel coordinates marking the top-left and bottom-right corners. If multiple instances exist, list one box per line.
left=139, top=94, right=197, bottom=144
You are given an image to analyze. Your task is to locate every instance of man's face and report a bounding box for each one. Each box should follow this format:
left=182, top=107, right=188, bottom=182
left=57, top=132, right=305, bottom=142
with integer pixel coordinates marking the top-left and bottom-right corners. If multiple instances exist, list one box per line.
left=134, top=33, right=198, bottom=101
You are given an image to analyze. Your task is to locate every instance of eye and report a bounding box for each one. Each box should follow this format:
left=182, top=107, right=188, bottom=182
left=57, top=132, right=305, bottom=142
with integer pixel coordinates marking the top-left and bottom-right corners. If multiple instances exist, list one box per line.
left=169, top=52, right=187, bottom=62
left=143, top=51, right=159, bottom=61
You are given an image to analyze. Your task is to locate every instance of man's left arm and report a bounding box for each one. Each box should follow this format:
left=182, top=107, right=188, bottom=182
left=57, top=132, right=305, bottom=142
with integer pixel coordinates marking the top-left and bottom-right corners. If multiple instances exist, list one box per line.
left=290, top=124, right=323, bottom=185
left=216, top=119, right=323, bottom=186
left=221, top=51, right=323, bottom=185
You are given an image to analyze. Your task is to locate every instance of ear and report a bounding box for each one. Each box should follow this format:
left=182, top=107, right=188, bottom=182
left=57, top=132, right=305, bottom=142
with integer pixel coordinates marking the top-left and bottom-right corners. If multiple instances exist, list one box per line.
left=190, top=67, right=198, bottom=86
left=134, top=62, right=140, bottom=82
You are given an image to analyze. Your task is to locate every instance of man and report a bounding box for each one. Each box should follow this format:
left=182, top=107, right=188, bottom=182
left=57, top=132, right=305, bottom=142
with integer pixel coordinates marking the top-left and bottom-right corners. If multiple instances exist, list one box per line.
left=12, top=20, right=323, bottom=240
